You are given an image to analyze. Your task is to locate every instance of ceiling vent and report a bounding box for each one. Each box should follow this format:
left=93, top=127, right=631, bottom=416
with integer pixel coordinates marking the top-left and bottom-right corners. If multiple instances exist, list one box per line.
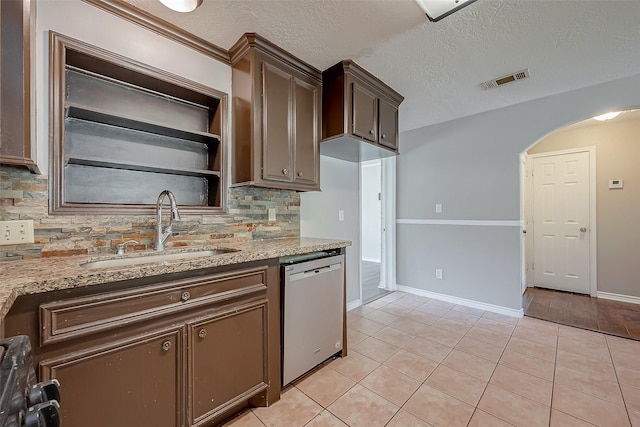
left=481, top=69, right=530, bottom=90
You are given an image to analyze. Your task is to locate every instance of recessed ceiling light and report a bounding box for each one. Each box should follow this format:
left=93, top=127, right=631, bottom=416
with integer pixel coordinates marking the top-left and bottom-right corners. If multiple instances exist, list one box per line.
left=593, top=111, right=622, bottom=121
left=159, top=0, right=202, bottom=13
left=415, top=0, right=479, bottom=22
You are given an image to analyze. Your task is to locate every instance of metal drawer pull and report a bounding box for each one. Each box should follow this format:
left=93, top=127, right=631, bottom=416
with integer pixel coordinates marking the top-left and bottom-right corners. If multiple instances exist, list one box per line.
left=282, top=168, right=288, bottom=175
left=181, top=291, right=191, bottom=301
left=297, top=171, right=302, bottom=177
left=381, top=134, right=386, bottom=139
left=369, top=129, right=375, bottom=135
left=580, top=227, right=587, bottom=232
left=162, top=340, right=172, bottom=351
left=198, top=329, right=207, bottom=339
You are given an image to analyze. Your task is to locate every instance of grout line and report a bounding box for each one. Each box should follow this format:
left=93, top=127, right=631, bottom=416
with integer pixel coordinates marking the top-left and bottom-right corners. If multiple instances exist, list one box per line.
left=607, top=338, right=634, bottom=427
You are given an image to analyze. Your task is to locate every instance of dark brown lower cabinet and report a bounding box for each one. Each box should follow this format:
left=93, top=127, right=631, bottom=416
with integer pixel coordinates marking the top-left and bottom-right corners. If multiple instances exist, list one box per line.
left=189, top=301, right=268, bottom=426
left=40, top=328, right=184, bottom=427
left=3, top=259, right=281, bottom=427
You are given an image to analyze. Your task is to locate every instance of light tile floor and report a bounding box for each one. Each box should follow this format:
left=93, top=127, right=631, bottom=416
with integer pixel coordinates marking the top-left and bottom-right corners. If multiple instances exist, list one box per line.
left=225, top=292, right=640, bottom=427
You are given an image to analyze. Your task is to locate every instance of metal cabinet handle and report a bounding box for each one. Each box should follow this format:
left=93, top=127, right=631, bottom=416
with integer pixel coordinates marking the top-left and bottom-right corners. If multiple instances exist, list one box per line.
left=381, top=134, right=386, bottom=139
left=369, top=129, right=375, bottom=135
left=580, top=227, right=587, bottom=232
left=297, top=171, right=302, bottom=177
left=198, top=329, right=207, bottom=339
left=162, top=340, right=172, bottom=351
left=282, top=168, right=288, bottom=175
left=181, top=291, right=191, bottom=302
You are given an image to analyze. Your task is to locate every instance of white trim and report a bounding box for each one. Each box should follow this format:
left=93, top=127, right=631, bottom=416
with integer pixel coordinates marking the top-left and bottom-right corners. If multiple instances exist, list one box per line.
left=397, top=219, right=522, bottom=227
left=347, top=299, right=363, bottom=311
left=396, top=284, right=524, bottom=318
left=362, top=257, right=381, bottom=263
left=382, top=157, right=397, bottom=292
left=597, top=292, right=640, bottom=305
left=520, top=152, right=528, bottom=294
left=528, top=146, right=597, bottom=297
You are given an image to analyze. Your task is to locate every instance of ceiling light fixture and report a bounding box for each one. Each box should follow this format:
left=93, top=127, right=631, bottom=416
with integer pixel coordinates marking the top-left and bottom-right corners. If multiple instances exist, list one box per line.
left=593, top=111, right=622, bottom=121
left=159, top=0, right=202, bottom=13
left=415, top=0, right=479, bottom=22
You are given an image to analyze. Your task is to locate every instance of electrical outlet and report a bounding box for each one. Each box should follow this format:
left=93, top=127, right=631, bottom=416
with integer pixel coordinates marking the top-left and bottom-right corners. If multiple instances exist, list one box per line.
left=435, top=268, right=443, bottom=279
left=338, top=210, right=344, bottom=221
left=268, top=208, right=276, bottom=221
left=0, top=220, right=35, bottom=245
left=435, top=203, right=443, bottom=213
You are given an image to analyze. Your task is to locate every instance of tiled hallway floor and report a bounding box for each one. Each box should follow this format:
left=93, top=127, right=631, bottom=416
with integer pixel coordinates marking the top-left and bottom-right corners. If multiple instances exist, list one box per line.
left=225, top=292, right=640, bottom=427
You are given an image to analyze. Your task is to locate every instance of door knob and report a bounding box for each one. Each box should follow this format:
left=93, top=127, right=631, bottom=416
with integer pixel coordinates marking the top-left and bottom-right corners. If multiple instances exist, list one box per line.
left=198, top=329, right=207, bottom=339
left=162, top=340, right=172, bottom=351
left=580, top=227, right=587, bottom=232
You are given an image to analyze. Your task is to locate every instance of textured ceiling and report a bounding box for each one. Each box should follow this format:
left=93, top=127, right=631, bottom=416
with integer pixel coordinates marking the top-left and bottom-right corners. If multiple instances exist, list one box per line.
left=122, top=0, right=640, bottom=132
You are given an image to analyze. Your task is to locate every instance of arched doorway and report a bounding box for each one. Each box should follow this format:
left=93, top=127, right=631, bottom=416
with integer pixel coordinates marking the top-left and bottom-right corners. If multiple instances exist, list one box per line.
left=521, top=108, right=640, bottom=338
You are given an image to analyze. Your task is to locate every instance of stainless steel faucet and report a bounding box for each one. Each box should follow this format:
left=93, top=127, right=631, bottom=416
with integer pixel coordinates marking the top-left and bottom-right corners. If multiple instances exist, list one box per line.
left=155, top=190, right=181, bottom=251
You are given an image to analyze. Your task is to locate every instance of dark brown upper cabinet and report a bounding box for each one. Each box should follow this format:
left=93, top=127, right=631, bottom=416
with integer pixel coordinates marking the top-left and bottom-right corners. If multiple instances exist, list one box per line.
left=322, top=60, right=404, bottom=162
left=229, top=33, right=321, bottom=192
left=48, top=32, right=227, bottom=215
left=0, top=0, right=39, bottom=173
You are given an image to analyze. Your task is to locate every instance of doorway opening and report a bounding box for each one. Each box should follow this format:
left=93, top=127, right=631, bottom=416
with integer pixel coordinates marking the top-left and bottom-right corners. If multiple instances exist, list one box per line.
left=521, top=108, right=640, bottom=337
left=360, top=159, right=388, bottom=303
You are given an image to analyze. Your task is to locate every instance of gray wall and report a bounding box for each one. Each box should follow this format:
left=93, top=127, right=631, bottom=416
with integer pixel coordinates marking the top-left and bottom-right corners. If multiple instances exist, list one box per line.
left=301, top=157, right=361, bottom=304
left=397, top=72, right=640, bottom=310
left=528, top=116, right=640, bottom=297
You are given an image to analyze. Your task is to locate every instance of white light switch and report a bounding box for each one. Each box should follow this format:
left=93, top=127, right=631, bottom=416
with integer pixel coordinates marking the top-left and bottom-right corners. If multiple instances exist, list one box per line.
left=435, top=268, right=443, bottom=279
left=268, top=208, right=276, bottom=221
left=0, top=220, right=35, bottom=245
left=338, top=210, right=345, bottom=221
left=435, top=203, right=443, bottom=213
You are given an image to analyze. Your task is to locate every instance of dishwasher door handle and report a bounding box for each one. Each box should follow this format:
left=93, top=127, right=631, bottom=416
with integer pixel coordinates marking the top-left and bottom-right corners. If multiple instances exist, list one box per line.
left=288, top=263, right=342, bottom=282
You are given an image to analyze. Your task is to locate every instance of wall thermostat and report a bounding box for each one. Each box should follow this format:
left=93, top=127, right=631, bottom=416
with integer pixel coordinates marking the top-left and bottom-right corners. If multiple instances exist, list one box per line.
left=609, top=179, right=624, bottom=189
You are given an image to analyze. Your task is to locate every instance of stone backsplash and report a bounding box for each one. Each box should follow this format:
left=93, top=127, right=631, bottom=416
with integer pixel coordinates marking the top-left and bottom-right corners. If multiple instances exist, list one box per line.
left=0, top=166, right=300, bottom=261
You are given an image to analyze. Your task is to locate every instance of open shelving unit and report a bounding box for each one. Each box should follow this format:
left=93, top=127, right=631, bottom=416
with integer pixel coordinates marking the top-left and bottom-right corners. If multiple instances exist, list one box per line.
left=49, top=32, right=228, bottom=214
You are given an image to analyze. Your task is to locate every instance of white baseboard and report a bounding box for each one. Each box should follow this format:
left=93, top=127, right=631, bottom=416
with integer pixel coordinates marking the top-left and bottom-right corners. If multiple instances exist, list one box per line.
left=346, top=299, right=362, bottom=311
left=597, top=291, right=640, bottom=305
left=396, top=284, right=524, bottom=318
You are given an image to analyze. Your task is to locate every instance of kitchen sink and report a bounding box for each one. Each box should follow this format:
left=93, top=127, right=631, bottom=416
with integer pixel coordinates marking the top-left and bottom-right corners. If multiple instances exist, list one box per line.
left=80, top=248, right=239, bottom=269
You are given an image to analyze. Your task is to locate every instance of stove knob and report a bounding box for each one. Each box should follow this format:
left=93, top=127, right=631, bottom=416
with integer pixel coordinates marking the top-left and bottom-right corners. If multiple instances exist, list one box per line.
left=23, top=400, right=60, bottom=427
left=28, top=380, right=61, bottom=406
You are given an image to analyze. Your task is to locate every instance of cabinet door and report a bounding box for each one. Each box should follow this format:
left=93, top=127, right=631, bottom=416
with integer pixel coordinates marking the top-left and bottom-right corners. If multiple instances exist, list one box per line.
left=262, top=62, right=293, bottom=183
left=293, top=77, right=319, bottom=187
left=188, top=300, right=268, bottom=426
left=378, top=98, right=399, bottom=151
left=351, top=82, right=378, bottom=143
left=39, top=328, right=184, bottom=427
left=0, top=0, right=38, bottom=172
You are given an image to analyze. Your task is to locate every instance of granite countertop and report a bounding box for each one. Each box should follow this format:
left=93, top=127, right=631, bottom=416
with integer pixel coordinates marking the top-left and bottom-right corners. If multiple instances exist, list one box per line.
left=0, top=237, right=351, bottom=319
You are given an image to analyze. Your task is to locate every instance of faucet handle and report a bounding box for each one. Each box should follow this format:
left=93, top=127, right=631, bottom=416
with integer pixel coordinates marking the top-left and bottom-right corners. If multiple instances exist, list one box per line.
left=116, top=240, right=139, bottom=255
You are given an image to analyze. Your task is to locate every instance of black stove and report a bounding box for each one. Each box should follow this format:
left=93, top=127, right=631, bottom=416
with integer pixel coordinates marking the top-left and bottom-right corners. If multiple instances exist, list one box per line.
left=0, top=336, right=60, bottom=427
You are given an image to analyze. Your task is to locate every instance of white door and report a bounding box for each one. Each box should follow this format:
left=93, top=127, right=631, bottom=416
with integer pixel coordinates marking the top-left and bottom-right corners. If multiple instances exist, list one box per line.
left=532, top=151, right=591, bottom=294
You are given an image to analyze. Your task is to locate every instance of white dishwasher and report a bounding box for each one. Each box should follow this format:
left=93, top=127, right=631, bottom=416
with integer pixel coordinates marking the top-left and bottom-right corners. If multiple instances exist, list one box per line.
left=281, top=251, right=345, bottom=386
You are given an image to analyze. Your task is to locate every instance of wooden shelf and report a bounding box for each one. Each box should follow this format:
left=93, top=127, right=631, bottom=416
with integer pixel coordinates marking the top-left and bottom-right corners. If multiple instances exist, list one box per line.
left=66, top=103, right=221, bottom=145
left=66, top=155, right=221, bottom=179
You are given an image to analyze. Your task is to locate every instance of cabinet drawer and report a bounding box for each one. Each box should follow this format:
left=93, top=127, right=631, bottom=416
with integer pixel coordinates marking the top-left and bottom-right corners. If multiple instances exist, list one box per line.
left=40, top=266, right=268, bottom=346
